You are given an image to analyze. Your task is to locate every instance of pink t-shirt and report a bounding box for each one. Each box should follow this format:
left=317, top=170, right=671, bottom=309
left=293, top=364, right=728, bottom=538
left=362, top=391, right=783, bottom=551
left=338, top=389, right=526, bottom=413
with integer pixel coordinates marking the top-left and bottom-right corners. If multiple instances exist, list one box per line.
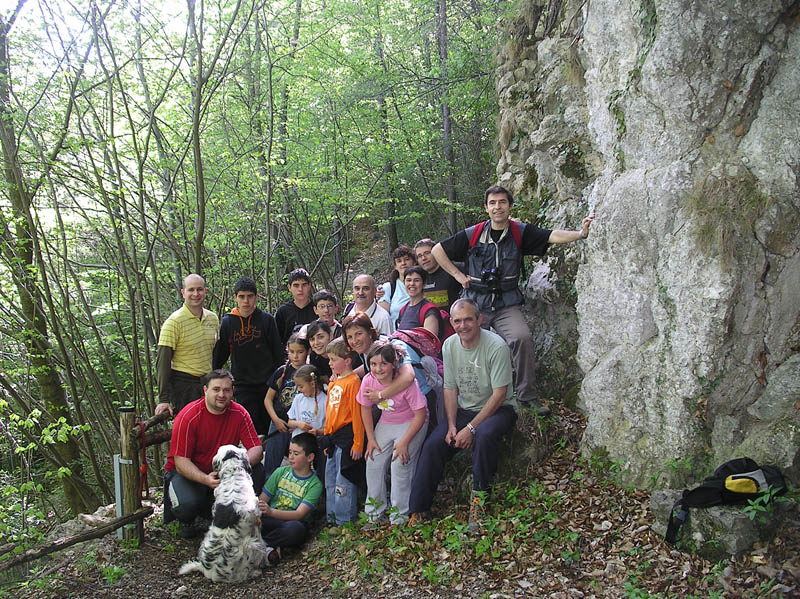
left=356, top=373, right=428, bottom=425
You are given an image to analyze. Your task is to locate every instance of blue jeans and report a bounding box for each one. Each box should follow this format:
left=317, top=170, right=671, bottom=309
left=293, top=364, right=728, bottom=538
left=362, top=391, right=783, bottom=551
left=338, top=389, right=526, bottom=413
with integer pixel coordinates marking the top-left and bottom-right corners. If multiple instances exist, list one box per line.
left=408, top=405, right=517, bottom=514
left=264, top=424, right=291, bottom=482
left=325, top=446, right=358, bottom=525
left=260, top=517, right=308, bottom=549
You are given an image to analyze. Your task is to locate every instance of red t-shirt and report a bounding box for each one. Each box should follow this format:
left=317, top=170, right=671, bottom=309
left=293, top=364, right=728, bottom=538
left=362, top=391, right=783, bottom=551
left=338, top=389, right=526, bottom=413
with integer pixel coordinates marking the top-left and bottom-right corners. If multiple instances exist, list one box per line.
left=165, top=398, right=260, bottom=474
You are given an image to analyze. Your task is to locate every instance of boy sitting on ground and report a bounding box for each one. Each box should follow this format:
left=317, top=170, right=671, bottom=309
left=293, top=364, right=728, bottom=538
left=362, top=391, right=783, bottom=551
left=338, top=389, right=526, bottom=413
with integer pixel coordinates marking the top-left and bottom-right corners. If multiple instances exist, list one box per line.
left=258, top=432, right=323, bottom=565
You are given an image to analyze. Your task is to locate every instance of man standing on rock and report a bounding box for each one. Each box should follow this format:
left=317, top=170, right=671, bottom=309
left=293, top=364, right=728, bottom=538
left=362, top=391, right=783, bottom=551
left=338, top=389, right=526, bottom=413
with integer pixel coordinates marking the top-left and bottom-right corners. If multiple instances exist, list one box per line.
left=432, top=184, right=593, bottom=415
left=344, top=274, right=394, bottom=336
left=408, top=299, right=516, bottom=530
left=155, top=274, right=219, bottom=417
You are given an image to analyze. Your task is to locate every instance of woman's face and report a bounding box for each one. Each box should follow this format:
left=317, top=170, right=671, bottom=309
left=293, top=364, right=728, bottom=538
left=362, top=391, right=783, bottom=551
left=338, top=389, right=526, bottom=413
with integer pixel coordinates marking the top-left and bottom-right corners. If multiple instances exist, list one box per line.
left=394, top=254, right=416, bottom=277
left=309, top=330, right=331, bottom=355
left=346, top=325, right=373, bottom=355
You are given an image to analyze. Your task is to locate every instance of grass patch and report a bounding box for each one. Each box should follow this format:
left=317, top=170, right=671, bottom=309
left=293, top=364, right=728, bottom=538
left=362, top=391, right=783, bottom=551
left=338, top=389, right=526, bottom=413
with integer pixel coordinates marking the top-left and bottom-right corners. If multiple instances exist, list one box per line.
left=685, top=173, right=770, bottom=263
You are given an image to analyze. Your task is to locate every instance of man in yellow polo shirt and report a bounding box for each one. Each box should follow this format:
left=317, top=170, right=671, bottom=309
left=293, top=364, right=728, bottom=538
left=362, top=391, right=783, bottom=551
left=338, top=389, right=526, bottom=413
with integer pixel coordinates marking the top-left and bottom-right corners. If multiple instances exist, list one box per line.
left=155, top=274, right=219, bottom=416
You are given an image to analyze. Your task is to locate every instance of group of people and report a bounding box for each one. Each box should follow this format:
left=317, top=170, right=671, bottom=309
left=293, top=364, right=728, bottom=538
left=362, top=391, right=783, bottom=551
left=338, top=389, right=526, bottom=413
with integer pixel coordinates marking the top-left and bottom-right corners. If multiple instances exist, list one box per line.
left=157, top=184, right=594, bottom=563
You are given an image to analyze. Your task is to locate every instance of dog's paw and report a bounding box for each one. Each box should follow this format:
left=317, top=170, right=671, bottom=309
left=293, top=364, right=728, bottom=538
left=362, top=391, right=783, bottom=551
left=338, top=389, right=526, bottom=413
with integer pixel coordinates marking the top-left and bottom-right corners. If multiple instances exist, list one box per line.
left=178, top=561, right=202, bottom=576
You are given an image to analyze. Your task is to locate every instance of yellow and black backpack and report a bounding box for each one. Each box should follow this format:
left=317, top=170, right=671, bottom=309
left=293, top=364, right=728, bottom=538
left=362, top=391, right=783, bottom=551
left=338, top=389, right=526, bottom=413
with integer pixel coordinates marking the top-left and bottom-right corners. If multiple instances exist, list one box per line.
left=664, top=457, right=787, bottom=544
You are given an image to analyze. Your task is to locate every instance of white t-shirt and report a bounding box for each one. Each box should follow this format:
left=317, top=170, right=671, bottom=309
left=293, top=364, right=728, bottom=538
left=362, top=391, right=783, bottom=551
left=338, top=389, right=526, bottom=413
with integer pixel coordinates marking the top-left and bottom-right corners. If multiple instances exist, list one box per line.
left=287, top=391, right=327, bottom=437
left=380, top=280, right=409, bottom=322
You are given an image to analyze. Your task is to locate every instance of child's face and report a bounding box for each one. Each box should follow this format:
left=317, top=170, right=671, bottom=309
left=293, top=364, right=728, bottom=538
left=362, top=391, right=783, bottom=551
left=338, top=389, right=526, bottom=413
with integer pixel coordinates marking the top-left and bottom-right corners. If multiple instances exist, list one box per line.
left=328, top=354, right=350, bottom=376
left=289, top=279, right=311, bottom=304
left=313, top=300, right=338, bottom=324
left=295, top=378, right=316, bottom=397
left=369, top=353, right=395, bottom=384
left=287, top=443, right=314, bottom=471
left=287, top=342, right=310, bottom=368
left=309, top=330, right=331, bottom=355
left=233, top=290, right=257, bottom=316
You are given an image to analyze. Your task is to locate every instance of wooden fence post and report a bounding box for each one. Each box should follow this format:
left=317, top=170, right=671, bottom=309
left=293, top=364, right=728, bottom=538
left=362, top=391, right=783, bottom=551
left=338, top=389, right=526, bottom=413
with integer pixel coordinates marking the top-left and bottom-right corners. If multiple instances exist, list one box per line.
left=119, top=406, right=143, bottom=544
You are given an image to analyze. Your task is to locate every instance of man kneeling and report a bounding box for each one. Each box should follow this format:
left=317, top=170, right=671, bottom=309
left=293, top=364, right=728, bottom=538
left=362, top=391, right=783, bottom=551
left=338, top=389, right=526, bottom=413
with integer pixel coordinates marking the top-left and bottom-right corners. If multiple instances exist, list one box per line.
left=408, top=298, right=517, bottom=530
left=163, top=369, right=265, bottom=538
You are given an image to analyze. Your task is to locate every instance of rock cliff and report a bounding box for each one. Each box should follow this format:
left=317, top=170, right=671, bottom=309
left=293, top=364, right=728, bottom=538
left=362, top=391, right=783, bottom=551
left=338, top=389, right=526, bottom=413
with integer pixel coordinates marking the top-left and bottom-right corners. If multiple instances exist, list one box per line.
left=497, top=0, right=800, bottom=486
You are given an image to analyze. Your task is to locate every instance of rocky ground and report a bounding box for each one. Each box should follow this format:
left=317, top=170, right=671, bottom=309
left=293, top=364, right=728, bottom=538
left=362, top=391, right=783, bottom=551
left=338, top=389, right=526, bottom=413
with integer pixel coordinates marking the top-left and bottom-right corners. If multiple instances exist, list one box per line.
left=4, top=406, right=799, bottom=599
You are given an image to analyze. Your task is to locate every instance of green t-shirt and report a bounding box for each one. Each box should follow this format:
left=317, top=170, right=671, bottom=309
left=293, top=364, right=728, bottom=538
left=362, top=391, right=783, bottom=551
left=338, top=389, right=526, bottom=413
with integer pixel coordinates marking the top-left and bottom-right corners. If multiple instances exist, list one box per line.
left=442, top=329, right=516, bottom=412
left=263, top=466, right=322, bottom=520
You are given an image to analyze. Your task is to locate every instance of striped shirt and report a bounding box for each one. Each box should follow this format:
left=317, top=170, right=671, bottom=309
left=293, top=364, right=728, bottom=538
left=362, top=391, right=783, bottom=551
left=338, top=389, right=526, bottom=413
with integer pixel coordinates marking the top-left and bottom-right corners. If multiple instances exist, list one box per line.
left=158, top=304, right=219, bottom=377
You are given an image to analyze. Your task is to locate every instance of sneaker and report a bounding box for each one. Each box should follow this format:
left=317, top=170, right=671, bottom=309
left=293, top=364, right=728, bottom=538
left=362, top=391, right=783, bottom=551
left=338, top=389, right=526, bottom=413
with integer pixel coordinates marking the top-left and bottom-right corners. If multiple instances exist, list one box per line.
left=467, top=492, right=486, bottom=532
left=265, top=546, right=281, bottom=566
left=178, top=521, right=200, bottom=539
left=407, top=511, right=432, bottom=527
left=362, top=519, right=380, bottom=531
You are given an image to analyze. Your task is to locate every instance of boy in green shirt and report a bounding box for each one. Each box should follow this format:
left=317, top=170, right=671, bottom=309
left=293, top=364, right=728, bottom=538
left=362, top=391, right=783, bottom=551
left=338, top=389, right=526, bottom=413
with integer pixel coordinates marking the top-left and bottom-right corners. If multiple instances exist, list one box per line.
left=258, top=432, right=322, bottom=565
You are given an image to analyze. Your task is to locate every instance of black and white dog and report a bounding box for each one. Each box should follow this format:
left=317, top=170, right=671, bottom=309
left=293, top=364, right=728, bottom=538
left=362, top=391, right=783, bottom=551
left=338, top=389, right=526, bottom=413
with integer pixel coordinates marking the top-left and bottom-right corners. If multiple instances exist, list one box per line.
left=179, top=445, right=268, bottom=582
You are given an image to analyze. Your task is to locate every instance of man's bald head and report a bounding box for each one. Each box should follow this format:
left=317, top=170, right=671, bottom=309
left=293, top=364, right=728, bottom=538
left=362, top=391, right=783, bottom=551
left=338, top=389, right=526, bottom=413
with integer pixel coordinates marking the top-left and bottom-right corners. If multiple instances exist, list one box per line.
left=183, top=273, right=206, bottom=289
left=181, top=273, right=208, bottom=314
left=352, top=274, right=376, bottom=310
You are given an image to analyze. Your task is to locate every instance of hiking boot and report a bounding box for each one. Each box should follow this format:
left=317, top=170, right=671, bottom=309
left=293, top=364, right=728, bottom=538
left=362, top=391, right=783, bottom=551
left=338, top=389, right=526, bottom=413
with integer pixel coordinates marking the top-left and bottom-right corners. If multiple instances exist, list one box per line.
left=521, top=399, right=551, bottom=417
left=407, top=511, right=433, bottom=527
left=265, top=546, right=281, bottom=566
left=467, top=492, right=486, bottom=532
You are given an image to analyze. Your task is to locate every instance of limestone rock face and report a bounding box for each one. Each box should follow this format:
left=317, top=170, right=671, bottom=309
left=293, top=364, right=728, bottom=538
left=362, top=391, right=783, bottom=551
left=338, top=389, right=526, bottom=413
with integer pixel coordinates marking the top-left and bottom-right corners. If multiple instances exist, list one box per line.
left=496, top=0, right=800, bottom=486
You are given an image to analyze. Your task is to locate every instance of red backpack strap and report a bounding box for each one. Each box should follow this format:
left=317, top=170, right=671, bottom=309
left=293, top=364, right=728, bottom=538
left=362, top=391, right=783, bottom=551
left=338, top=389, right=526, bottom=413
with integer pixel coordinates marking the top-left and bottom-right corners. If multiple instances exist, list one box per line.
left=418, top=301, right=438, bottom=325
left=509, top=220, right=522, bottom=248
left=468, top=221, right=489, bottom=248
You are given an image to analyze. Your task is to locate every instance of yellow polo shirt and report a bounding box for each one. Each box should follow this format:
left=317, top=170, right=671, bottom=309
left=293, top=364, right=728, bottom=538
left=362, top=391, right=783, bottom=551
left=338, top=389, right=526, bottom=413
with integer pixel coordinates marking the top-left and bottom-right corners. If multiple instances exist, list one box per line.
left=157, top=305, right=219, bottom=377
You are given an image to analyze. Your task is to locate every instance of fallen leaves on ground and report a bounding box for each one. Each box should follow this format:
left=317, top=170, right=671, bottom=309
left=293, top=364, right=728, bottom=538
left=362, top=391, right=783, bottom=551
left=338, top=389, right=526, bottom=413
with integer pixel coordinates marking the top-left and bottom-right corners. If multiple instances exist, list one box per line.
left=6, top=405, right=798, bottom=598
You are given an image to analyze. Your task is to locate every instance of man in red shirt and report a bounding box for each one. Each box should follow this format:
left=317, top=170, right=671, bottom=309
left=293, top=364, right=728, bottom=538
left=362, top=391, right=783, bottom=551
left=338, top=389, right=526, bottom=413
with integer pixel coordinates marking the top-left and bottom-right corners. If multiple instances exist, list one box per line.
left=163, top=369, right=264, bottom=537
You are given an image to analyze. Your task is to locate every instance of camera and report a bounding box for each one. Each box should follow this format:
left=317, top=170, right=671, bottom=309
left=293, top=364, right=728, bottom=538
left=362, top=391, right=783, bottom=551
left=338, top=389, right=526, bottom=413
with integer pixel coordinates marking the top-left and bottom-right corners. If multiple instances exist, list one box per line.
left=480, top=266, right=502, bottom=291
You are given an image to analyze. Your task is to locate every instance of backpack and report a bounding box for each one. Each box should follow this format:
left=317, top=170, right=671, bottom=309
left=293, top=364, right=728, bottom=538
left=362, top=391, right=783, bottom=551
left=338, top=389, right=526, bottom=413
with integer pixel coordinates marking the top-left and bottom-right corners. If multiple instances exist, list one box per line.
left=389, top=327, right=444, bottom=387
left=390, top=327, right=442, bottom=359
left=664, top=457, right=787, bottom=544
left=468, top=219, right=523, bottom=248
left=397, top=300, right=455, bottom=341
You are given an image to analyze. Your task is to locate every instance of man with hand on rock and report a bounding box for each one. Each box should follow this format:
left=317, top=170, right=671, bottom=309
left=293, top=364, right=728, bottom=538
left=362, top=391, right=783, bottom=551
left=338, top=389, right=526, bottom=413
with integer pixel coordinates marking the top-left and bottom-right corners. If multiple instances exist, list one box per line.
left=431, top=184, right=594, bottom=415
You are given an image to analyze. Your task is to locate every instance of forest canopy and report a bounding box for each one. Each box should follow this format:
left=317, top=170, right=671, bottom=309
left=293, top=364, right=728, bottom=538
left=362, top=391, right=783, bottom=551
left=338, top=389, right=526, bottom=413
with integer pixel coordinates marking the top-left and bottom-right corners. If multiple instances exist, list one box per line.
left=0, top=0, right=501, bottom=530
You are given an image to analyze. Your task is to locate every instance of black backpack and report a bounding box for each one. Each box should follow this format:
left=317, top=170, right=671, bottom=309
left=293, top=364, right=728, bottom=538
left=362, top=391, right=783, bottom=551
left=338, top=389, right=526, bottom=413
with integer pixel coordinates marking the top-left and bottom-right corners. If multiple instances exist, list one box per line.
left=664, top=457, right=787, bottom=544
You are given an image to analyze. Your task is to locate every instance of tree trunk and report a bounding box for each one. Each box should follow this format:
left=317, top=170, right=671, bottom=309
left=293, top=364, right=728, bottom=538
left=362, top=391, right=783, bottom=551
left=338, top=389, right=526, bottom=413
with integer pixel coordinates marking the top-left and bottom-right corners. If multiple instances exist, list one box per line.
left=0, top=9, right=100, bottom=516
left=437, top=0, right=458, bottom=233
left=374, top=2, right=398, bottom=255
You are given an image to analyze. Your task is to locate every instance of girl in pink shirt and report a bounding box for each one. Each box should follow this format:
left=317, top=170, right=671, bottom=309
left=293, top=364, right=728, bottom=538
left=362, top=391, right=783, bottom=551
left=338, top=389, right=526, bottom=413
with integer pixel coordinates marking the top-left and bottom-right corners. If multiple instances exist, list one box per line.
left=357, top=341, right=428, bottom=526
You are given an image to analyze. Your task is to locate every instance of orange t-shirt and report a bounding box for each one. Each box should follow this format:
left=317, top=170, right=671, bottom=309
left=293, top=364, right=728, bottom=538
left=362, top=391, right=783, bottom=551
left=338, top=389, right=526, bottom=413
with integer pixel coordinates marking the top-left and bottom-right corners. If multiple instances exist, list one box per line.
left=323, top=372, right=364, bottom=453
